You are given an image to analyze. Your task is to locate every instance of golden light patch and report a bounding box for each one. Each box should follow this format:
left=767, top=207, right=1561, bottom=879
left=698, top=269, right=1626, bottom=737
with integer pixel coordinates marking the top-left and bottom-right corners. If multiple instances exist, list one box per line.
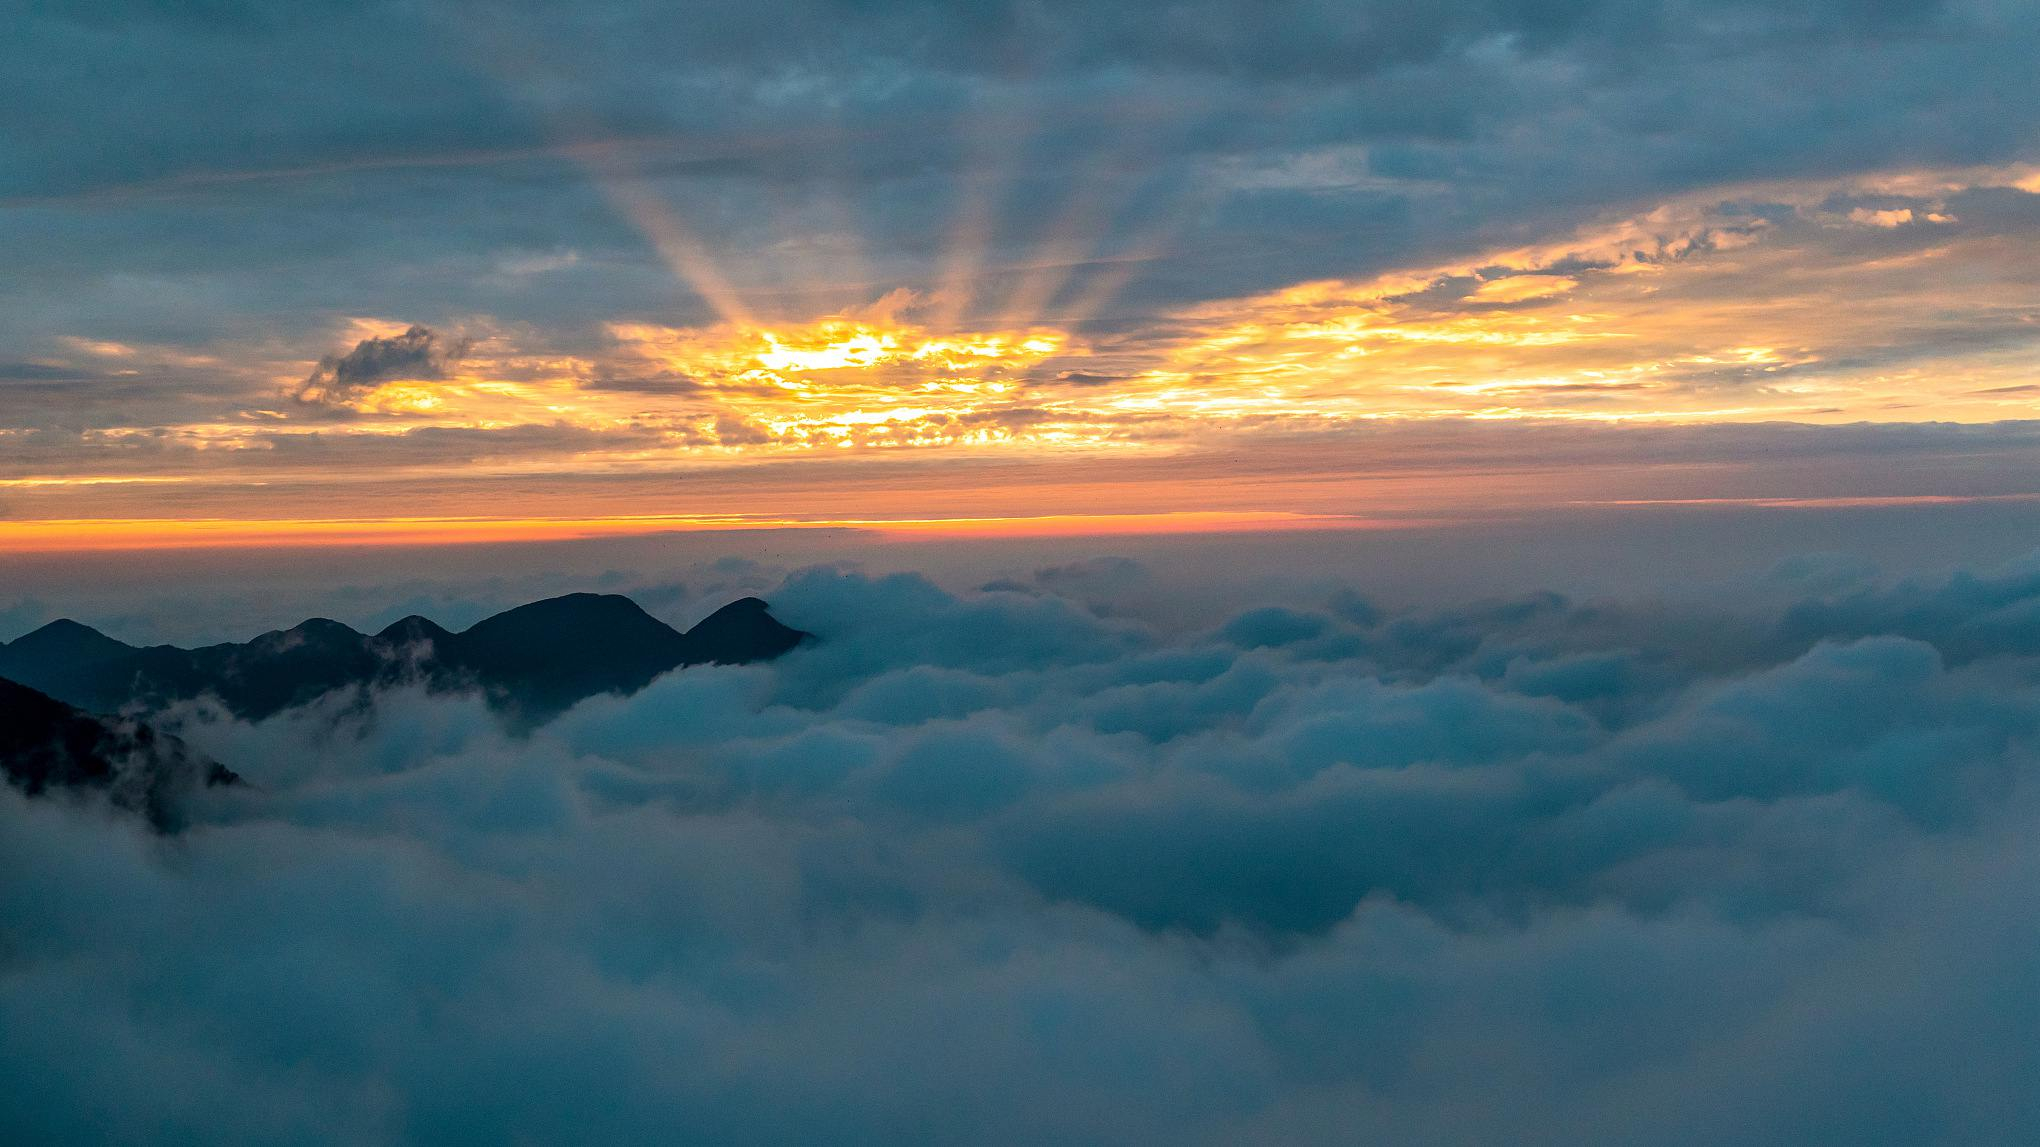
left=1468, top=276, right=1578, bottom=303
left=603, top=312, right=1070, bottom=448
left=0, top=510, right=1393, bottom=551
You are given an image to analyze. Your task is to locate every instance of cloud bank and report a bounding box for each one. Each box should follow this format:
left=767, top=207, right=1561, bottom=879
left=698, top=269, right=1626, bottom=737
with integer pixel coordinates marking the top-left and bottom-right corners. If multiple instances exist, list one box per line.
left=8, top=557, right=2040, bottom=1143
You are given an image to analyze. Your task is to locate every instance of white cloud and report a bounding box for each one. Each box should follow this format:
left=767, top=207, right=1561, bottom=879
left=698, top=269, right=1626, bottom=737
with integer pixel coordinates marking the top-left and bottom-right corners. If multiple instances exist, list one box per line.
left=11, top=558, right=2040, bottom=1140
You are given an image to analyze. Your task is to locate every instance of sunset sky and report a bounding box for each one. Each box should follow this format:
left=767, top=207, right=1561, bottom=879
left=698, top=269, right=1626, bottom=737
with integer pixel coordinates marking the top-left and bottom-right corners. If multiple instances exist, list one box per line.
left=18, top=8, right=2040, bottom=1140
left=6, top=1, right=2040, bottom=549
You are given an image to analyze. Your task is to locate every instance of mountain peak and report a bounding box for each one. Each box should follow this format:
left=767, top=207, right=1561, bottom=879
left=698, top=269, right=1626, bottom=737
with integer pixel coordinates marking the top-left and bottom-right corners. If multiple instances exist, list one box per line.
left=458, top=592, right=674, bottom=643
left=445, top=593, right=692, bottom=719
left=4, top=618, right=134, bottom=662
left=682, top=596, right=809, bottom=664
left=375, top=615, right=452, bottom=644
left=285, top=617, right=363, bottom=642
left=708, top=596, right=772, bottom=614
left=245, top=617, right=364, bottom=656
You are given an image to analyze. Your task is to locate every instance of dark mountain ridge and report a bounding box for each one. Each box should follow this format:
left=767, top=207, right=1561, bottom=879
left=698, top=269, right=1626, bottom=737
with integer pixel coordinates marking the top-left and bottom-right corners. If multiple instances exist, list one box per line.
left=0, top=593, right=809, bottom=724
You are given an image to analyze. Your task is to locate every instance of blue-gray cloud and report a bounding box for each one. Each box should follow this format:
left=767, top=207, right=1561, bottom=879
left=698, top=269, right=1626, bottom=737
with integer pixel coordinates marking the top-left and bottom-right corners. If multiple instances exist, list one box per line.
left=9, top=554, right=2040, bottom=1142
left=6, top=0, right=2037, bottom=356
left=296, top=324, right=470, bottom=406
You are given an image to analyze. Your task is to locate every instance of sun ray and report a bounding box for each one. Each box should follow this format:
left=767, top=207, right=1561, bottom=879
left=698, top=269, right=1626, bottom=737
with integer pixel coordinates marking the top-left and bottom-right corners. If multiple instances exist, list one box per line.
left=995, top=100, right=1189, bottom=326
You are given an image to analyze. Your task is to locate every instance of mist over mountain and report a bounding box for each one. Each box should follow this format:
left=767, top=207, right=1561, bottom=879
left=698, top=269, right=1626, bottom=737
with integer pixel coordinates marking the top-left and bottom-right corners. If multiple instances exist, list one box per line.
left=0, top=675, right=236, bottom=830
left=0, top=592, right=808, bottom=726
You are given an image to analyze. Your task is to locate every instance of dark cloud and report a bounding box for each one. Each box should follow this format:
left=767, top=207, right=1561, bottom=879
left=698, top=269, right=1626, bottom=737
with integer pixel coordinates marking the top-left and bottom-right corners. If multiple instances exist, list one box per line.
left=4, top=0, right=2035, bottom=354
left=296, top=325, right=470, bottom=406
left=0, top=362, right=96, bottom=381
left=710, top=415, right=772, bottom=446
left=1046, top=370, right=1124, bottom=387
left=10, top=554, right=2040, bottom=1141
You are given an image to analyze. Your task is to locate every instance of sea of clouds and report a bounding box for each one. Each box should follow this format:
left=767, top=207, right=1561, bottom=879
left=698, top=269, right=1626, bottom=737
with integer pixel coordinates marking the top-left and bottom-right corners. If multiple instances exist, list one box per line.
left=8, top=555, right=2040, bottom=1144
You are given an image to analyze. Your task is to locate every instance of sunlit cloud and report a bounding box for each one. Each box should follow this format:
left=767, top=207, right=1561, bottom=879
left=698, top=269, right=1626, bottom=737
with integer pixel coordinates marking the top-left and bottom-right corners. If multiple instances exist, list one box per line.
left=7, top=160, right=2039, bottom=545
left=57, top=336, right=139, bottom=359
left=606, top=296, right=1070, bottom=448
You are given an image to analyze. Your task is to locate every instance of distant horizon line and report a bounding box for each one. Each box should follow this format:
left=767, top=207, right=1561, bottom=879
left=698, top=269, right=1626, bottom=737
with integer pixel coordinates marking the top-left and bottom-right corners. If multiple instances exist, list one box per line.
left=10, top=491, right=2040, bottom=553
left=0, top=510, right=1411, bottom=552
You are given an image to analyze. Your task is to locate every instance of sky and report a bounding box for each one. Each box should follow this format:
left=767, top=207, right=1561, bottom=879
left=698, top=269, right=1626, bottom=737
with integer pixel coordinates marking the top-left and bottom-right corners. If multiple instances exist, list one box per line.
left=7, top=0, right=2040, bottom=551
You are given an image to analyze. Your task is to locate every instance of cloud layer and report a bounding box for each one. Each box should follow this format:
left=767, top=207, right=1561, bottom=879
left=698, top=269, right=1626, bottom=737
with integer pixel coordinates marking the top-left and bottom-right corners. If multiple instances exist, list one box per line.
left=8, top=555, right=2040, bottom=1143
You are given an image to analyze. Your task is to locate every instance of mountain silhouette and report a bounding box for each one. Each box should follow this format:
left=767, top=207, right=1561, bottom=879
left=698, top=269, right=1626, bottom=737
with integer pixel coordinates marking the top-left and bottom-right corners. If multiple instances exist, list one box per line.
left=446, top=593, right=694, bottom=715
left=0, top=593, right=809, bottom=725
left=5, top=616, right=135, bottom=666
left=0, top=674, right=238, bottom=830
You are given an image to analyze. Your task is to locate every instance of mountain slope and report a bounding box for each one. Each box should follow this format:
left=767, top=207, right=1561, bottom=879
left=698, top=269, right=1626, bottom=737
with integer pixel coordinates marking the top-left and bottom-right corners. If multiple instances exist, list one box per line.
left=0, top=618, right=142, bottom=710
left=676, top=597, right=809, bottom=665
left=0, top=593, right=812, bottom=724
left=0, top=675, right=238, bottom=829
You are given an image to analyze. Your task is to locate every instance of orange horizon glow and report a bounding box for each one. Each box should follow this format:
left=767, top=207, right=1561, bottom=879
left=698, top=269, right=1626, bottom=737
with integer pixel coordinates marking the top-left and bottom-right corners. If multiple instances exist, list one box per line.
left=0, top=510, right=1401, bottom=552
left=13, top=488, right=2040, bottom=554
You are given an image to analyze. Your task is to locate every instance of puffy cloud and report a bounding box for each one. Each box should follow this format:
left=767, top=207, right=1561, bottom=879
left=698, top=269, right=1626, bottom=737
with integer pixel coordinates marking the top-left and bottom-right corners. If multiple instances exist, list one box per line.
left=10, top=557, right=2040, bottom=1140
left=296, top=325, right=471, bottom=407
